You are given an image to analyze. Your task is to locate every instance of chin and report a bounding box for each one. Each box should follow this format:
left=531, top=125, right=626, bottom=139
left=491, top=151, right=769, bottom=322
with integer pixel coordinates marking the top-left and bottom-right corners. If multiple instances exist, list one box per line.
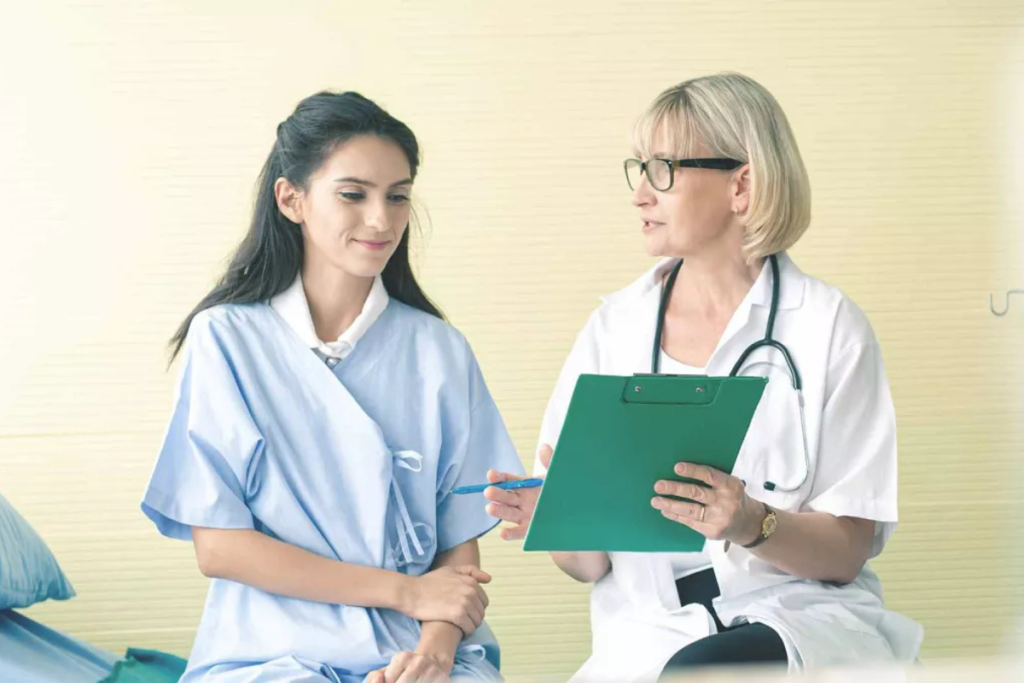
left=642, top=237, right=672, bottom=259
left=330, top=255, right=389, bottom=279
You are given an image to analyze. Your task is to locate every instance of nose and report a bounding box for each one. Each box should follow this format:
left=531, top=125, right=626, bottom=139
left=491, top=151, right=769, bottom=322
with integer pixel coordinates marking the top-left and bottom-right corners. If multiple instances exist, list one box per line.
left=631, top=174, right=656, bottom=208
left=364, top=200, right=388, bottom=233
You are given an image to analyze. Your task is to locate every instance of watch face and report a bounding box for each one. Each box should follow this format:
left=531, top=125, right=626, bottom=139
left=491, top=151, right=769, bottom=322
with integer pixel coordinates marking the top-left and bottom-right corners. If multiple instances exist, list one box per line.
left=763, top=514, right=778, bottom=536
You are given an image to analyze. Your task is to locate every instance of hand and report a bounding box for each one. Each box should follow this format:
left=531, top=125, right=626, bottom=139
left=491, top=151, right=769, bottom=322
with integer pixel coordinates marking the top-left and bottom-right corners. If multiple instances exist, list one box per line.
left=651, top=462, right=763, bottom=545
left=484, top=444, right=553, bottom=541
left=365, top=651, right=449, bottom=683
left=399, top=566, right=490, bottom=636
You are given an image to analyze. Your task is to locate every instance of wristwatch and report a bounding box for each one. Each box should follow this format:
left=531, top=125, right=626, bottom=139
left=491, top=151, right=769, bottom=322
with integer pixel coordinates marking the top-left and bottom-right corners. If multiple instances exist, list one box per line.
left=742, top=502, right=777, bottom=549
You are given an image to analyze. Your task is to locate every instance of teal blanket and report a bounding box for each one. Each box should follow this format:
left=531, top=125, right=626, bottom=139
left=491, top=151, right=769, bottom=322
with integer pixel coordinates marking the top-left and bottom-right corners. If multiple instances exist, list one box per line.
left=99, top=649, right=188, bottom=683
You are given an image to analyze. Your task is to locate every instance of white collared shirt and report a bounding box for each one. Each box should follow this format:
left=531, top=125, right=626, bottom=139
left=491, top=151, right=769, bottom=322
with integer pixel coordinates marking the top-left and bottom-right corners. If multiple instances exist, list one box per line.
left=270, top=275, right=389, bottom=362
left=533, top=252, right=920, bottom=678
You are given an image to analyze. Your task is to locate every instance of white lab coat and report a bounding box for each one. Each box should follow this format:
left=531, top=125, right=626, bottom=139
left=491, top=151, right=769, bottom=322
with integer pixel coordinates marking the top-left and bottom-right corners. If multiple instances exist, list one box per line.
left=535, top=254, right=923, bottom=682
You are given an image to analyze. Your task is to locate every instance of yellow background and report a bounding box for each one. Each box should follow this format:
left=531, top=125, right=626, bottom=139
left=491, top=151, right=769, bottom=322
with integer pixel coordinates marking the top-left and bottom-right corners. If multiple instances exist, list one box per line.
left=2, top=1, right=1023, bottom=679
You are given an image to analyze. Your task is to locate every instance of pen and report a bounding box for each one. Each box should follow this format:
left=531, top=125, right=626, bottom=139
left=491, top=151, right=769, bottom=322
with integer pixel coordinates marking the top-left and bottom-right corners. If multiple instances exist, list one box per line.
left=450, top=478, right=545, bottom=495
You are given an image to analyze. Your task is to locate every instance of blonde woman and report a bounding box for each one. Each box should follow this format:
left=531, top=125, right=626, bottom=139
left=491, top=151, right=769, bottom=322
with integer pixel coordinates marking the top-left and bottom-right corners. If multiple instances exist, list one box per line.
left=486, top=73, right=922, bottom=680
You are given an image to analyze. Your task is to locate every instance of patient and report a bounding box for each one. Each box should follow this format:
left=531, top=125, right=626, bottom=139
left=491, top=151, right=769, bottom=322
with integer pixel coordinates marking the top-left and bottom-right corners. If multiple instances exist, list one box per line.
left=141, top=91, right=523, bottom=682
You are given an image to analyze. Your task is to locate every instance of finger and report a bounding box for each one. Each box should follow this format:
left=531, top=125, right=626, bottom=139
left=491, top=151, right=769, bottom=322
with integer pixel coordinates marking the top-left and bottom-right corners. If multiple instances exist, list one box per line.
left=654, top=480, right=714, bottom=504
left=499, top=524, right=527, bottom=541
left=486, top=469, right=521, bottom=484
left=483, top=486, right=522, bottom=507
left=453, top=565, right=492, bottom=583
left=466, top=599, right=484, bottom=631
left=674, top=462, right=717, bottom=487
left=660, top=508, right=717, bottom=535
left=538, top=444, right=554, bottom=469
left=366, top=670, right=385, bottom=683
left=396, top=657, right=433, bottom=683
left=485, top=502, right=524, bottom=525
left=651, top=496, right=704, bottom=520
left=477, top=582, right=490, bottom=609
left=384, top=652, right=413, bottom=683
left=455, top=611, right=475, bottom=636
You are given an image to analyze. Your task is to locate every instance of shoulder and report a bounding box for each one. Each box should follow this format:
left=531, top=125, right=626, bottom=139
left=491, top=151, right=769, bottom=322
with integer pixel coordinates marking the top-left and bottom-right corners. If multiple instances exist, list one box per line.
left=789, top=258, right=882, bottom=363
left=189, top=303, right=267, bottom=339
left=388, top=300, right=475, bottom=363
left=585, top=259, right=672, bottom=339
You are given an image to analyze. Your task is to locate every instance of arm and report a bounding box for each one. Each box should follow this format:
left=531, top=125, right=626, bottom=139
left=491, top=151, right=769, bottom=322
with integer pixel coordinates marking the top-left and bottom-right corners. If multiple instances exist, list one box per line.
left=192, top=527, right=409, bottom=609
left=652, top=463, right=874, bottom=584
left=742, top=508, right=873, bottom=583
left=192, top=527, right=491, bottom=632
left=415, top=539, right=485, bottom=674
left=486, top=445, right=611, bottom=584
left=550, top=551, right=612, bottom=584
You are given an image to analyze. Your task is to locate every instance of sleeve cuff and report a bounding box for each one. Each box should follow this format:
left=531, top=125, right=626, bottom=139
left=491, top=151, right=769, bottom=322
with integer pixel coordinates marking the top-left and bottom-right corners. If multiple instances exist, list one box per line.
left=142, top=486, right=254, bottom=541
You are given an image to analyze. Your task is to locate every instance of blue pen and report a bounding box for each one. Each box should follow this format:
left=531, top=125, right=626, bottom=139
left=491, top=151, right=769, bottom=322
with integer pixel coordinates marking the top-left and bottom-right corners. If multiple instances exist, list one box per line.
left=450, top=478, right=545, bottom=495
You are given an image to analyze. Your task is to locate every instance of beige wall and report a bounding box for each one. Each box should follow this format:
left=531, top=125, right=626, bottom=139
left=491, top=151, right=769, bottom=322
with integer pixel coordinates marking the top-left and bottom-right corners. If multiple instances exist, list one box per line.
left=2, top=1, right=1023, bottom=679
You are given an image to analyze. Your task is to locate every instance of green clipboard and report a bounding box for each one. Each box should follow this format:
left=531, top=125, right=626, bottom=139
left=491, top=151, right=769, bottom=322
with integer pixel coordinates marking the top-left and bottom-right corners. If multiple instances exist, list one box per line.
left=523, top=373, right=767, bottom=553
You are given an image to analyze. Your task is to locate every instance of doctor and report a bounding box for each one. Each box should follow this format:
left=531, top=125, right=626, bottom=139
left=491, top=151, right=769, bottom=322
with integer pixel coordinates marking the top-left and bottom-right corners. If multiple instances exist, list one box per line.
left=485, top=72, right=923, bottom=680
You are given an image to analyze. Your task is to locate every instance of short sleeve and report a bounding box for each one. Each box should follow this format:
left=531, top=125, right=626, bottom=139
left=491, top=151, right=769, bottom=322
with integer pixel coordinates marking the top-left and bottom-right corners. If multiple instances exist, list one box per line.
left=141, top=314, right=264, bottom=541
left=804, top=339, right=899, bottom=557
left=434, top=348, right=525, bottom=552
left=533, top=311, right=602, bottom=476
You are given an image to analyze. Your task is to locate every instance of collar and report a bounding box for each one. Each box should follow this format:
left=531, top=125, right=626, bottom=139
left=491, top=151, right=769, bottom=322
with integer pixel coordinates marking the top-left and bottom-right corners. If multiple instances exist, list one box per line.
left=601, top=252, right=806, bottom=312
left=269, top=274, right=389, bottom=360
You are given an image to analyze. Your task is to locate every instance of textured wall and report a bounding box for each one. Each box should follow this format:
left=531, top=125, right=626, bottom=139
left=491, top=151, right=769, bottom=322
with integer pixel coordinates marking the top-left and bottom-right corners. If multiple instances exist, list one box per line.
left=2, top=1, right=1022, bottom=679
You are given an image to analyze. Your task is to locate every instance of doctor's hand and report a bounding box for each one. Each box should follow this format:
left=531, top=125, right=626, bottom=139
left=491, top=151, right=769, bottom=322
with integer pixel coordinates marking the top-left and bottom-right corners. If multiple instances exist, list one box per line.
left=399, top=566, right=491, bottom=636
left=652, top=462, right=763, bottom=545
left=484, top=444, right=553, bottom=541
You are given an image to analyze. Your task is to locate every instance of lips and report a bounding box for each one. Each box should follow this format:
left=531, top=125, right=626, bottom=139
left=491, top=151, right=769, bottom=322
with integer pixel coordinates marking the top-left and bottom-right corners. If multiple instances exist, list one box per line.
left=354, top=239, right=391, bottom=251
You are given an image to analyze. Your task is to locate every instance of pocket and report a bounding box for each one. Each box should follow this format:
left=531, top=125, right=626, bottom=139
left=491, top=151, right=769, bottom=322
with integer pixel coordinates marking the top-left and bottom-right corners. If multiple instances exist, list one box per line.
left=732, top=371, right=811, bottom=511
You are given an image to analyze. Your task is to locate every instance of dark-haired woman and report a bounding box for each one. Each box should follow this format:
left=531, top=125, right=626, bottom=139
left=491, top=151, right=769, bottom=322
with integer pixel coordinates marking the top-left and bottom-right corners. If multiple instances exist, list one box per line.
left=141, top=91, right=523, bottom=683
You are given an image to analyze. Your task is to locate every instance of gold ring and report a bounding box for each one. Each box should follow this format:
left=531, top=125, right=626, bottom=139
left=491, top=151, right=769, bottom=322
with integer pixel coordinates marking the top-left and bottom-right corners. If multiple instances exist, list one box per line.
left=698, top=506, right=706, bottom=523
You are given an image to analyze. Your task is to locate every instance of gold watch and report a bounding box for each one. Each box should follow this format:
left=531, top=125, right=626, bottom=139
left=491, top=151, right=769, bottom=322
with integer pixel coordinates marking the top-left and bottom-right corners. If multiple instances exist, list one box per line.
left=742, top=503, right=777, bottom=549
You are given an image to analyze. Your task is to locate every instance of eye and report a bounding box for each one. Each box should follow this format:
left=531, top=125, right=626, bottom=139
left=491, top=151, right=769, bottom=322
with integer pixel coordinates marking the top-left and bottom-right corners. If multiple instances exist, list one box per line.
left=339, top=192, right=365, bottom=201
left=388, top=194, right=410, bottom=205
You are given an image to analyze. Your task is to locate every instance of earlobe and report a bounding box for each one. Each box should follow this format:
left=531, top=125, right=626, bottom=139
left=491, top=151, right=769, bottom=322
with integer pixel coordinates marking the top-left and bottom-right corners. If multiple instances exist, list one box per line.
left=274, top=177, right=302, bottom=225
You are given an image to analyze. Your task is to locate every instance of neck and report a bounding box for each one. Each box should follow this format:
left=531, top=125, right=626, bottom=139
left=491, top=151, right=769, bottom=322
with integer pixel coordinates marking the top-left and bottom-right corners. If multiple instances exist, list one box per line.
left=302, top=255, right=374, bottom=343
left=669, top=246, right=766, bottom=320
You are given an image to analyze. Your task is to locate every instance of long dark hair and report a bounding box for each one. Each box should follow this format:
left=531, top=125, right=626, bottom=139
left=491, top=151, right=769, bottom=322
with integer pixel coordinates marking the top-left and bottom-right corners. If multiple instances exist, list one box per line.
left=169, top=91, right=443, bottom=361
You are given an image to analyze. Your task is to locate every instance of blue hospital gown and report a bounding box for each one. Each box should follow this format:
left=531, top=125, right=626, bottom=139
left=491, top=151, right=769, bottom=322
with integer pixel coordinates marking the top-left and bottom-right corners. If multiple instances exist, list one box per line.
left=141, top=300, right=525, bottom=682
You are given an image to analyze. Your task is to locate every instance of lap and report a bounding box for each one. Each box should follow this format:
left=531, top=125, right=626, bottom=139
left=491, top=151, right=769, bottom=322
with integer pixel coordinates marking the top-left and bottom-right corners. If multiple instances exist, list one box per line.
left=662, top=622, right=788, bottom=672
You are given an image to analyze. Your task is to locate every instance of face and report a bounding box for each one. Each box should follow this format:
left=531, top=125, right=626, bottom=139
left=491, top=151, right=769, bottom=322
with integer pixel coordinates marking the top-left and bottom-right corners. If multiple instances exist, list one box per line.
left=276, top=135, right=413, bottom=278
left=631, top=142, right=750, bottom=259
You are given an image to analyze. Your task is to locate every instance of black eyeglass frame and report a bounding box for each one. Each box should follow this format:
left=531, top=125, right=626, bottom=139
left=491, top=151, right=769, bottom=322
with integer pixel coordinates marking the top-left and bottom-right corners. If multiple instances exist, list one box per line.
left=623, top=157, right=745, bottom=191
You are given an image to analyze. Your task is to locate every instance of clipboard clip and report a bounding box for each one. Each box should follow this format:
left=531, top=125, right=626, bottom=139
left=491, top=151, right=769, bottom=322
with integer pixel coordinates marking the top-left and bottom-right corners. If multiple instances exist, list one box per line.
left=623, top=375, right=718, bottom=405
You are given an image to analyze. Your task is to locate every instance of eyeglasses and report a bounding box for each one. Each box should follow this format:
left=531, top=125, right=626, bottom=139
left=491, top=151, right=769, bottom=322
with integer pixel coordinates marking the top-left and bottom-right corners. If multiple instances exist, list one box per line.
left=623, top=157, right=745, bottom=192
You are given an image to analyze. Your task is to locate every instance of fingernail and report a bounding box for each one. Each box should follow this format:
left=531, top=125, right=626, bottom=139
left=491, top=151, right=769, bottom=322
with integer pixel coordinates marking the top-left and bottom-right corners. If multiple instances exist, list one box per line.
left=675, top=463, right=686, bottom=475
left=651, top=498, right=663, bottom=509
left=654, top=482, right=666, bottom=494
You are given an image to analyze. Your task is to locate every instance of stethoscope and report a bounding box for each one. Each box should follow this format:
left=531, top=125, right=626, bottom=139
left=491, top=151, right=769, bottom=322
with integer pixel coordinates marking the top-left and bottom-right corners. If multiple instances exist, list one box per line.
left=652, top=253, right=811, bottom=492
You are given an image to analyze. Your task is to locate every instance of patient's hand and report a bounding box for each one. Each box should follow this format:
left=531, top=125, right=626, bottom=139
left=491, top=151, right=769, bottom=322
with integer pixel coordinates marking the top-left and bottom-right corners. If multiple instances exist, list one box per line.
left=484, top=444, right=553, bottom=541
left=365, top=650, right=448, bottom=683
left=399, top=566, right=490, bottom=636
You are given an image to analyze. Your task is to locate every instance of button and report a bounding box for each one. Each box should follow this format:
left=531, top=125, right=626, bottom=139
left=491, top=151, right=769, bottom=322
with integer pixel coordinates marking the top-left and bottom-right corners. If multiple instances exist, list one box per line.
left=325, top=357, right=340, bottom=368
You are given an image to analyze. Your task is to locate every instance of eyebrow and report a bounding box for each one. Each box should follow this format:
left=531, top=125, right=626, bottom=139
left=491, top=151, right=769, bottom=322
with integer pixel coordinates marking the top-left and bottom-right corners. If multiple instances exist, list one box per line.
left=333, top=177, right=413, bottom=188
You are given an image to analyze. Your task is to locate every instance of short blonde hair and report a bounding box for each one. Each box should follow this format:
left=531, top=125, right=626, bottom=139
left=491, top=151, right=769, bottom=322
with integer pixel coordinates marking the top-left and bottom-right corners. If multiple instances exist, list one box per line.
left=631, top=72, right=811, bottom=261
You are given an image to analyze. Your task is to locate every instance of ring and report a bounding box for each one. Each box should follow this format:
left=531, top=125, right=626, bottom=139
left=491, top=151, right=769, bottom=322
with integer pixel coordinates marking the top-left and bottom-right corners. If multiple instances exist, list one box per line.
left=698, top=506, right=706, bottom=523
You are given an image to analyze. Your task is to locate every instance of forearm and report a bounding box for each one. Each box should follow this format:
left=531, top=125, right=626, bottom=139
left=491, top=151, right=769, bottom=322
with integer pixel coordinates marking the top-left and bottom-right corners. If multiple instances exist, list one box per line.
left=416, top=540, right=482, bottom=671
left=551, top=551, right=611, bottom=583
left=192, top=527, right=410, bottom=611
left=744, top=510, right=873, bottom=584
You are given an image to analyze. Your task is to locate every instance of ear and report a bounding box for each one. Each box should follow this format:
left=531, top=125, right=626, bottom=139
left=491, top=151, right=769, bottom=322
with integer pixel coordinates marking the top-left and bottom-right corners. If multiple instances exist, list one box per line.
left=274, top=177, right=304, bottom=225
left=731, top=164, right=752, bottom=215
